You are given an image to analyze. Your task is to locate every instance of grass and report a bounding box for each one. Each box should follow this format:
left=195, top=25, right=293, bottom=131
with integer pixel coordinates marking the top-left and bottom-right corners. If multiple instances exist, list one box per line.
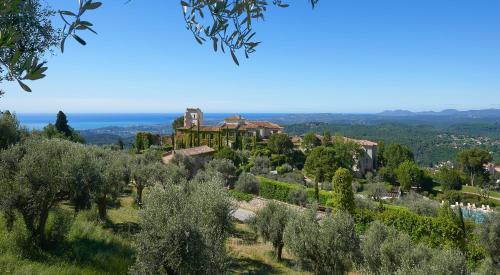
left=461, top=186, right=500, bottom=199
left=1, top=189, right=310, bottom=274
left=227, top=221, right=311, bottom=275
left=0, top=194, right=138, bottom=275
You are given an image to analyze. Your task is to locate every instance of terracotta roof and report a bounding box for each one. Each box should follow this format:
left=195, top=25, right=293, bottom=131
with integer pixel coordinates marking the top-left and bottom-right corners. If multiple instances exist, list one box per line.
left=343, top=137, right=378, bottom=146
left=291, top=136, right=302, bottom=143
left=245, top=121, right=283, bottom=129
left=225, top=115, right=244, bottom=121
left=315, top=134, right=378, bottom=147
left=177, top=125, right=221, bottom=131
left=176, top=145, right=215, bottom=156
left=162, top=145, right=215, bottom=164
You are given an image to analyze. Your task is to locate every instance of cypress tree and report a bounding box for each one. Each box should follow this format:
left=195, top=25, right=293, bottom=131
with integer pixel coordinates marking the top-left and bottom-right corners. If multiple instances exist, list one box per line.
left=55, top=110, right=72, bottom=137
left=331, top=168, right=355, bottom=214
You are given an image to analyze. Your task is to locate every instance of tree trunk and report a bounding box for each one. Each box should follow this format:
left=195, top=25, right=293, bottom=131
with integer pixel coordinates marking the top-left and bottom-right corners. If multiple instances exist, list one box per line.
left=470, top=172, right=475, bottom=187
left=36, top=207, right=49, bottom=247
left=275, top=244, right=284, bottom=261
left=97, top=196, right=107, bottom=220
left=137, top=185, right=144, bottom=205
left=315, top=181, right=320, bottom=202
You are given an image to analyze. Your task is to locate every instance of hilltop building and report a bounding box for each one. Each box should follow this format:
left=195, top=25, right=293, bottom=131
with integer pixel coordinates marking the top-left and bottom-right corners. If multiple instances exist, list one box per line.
left=175, top=108, right=283, bottom=150
left=292, top=134, right=378, bottom=175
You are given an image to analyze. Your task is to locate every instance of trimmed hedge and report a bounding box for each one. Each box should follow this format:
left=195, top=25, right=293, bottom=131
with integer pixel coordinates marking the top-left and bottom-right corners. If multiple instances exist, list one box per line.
left=258, top=177, right=333, bottom=205
left=228, top=189, right=254, bottom=202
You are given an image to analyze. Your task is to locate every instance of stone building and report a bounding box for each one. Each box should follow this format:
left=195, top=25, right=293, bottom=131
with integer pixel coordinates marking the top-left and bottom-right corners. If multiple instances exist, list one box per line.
left=175, top=108, right=283, bottom=150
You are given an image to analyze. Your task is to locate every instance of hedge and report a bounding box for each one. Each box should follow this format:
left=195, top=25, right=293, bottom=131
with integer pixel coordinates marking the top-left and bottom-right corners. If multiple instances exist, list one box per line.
left=228, top=189, right=254, bottom=202
left=258, top=177, right=333, bottom=205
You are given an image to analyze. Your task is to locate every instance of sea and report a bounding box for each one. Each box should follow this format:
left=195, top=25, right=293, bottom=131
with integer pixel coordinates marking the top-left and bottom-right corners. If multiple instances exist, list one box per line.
left=17, top=113, right=287, bottom=130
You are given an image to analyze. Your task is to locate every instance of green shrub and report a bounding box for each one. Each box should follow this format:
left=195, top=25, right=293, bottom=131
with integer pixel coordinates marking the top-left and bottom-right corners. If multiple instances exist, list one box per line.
left=288, top=187, right=308, bottom=206
left=235, top=173, right=259, bottom=194
left=259, top=177, right=333, bottom=205
left=228, top=189, right=254, bottom=202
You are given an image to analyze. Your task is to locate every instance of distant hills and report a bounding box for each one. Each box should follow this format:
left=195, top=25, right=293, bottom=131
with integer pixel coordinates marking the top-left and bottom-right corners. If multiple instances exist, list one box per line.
left=377, top=108, right=500, bottom=118
left=78, top=108, right=500, bottom=146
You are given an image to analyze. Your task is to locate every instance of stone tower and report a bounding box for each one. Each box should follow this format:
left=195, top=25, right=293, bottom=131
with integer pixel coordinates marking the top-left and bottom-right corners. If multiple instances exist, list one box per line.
left=184, top=108, right=203, bottom=128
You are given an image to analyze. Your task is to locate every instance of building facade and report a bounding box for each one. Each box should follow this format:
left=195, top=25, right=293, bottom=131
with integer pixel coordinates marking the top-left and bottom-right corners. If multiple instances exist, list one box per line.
left=175, top=108, right=283, bottom=150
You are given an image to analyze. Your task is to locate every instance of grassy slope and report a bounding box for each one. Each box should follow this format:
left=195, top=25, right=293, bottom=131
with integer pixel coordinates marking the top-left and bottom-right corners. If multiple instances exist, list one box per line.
left=1, top=192, right=306, bottom=274
left=461, top=186, right=500, bottom=199
left=227, top=222, right=311, bottom=275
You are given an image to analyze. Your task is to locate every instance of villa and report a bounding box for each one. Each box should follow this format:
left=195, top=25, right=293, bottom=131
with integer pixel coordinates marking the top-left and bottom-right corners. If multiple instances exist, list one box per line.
left=175, top=108, right=283, bottom=149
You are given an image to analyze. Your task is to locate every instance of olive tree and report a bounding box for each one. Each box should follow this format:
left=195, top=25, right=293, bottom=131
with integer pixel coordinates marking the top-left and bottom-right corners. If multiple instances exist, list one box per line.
left=0, top=111, right=25, bottom=149
left=204, top=158, right=237, bottom=186
left=250, top=202, right=290, bottom=260
left=284, top=209, right=360, bottom=274
left=476, top=213, right=500, bottom=267
left=61, top=144, right=100, bottom=212
left=235, top=172, right=259, bottom=194
left=250, top=156, right=271, bottom=175
left=131, top=154, right=170, bottom=204
left=361, top=221, right=467, bottom=275
left=0, top=138, right=72, bottom=246
left=130, top=178, right=233, bottom=275
left=91, top=147, right=130, bottom=220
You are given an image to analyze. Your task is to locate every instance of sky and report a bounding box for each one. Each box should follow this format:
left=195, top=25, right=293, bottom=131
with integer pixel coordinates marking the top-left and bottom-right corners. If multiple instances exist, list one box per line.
left=1, top=0, right=500, bottom=113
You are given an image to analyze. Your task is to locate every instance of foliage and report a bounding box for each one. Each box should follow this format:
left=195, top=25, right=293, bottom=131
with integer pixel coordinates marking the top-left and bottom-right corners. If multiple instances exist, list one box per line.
left=284, top=209, right=360, bottom=274
left=258, top=177, right=333, bottom=205
left=395, top=160, right=423, bottom=191
left=131, top=154, right=168, bottom=204
left=0, top=0, right=56, bottom=93
left=180, top=0, right=319, bottom=66
left=134, top=132, right=160, bottom=152
left=205, top=158, right=237, bottom=186
left=276, top=163, right=293, bottom=175
left=0, top=111, right=25, bottom=150
left=395, top=191, right=439, bottom=217
left=228, top=189, right=253, bottom=202
left=331, top=168, right=355, bottom=214
left=383, top=143, right=414, bottom=170
left=170, top=154, right=197, bottom=179
left=215, top=147, right=245, bottom=167
left=287, top=186, right=308, bottom=206
left=171, top=115, right=184, bottom=131
left=377, top=206, right=465, bottom=249
left=267, top=133, right=293, bottom=155
left=436, top=167, right=464, bottom=191
left=55, top=111, right=72, bottom=137
left=361, top=221, right=468, bottom=275
left=366, top=182, right=387, bottom=201
left=130, top=179, right=233, bottom=275
left=235, top=172, right=259, bottom=194
left=250, top=156, right=271, bottom=175
left=250, top=202, right=290, bottom=260
left=304, top=146, right=339, bottom=182
left=0, top=137, right=72, bottom=246
left=458, top=147, right=493, bottom=187
left=475, top=213, right=500, bottom=267
left=443, top=190, right=463, bottom=203
left=302, top=132, right=321, bottom=151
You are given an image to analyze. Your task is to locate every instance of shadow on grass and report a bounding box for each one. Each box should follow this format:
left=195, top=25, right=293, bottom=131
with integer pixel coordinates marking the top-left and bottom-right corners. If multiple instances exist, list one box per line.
left=67, top=238, right=135, bottom=273
left=104, top=220, right=140, bottom=236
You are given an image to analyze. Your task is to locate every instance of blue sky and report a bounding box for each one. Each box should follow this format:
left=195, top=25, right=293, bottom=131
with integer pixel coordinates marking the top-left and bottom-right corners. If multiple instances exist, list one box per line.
left=1, top=0, right=500, bottom=113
